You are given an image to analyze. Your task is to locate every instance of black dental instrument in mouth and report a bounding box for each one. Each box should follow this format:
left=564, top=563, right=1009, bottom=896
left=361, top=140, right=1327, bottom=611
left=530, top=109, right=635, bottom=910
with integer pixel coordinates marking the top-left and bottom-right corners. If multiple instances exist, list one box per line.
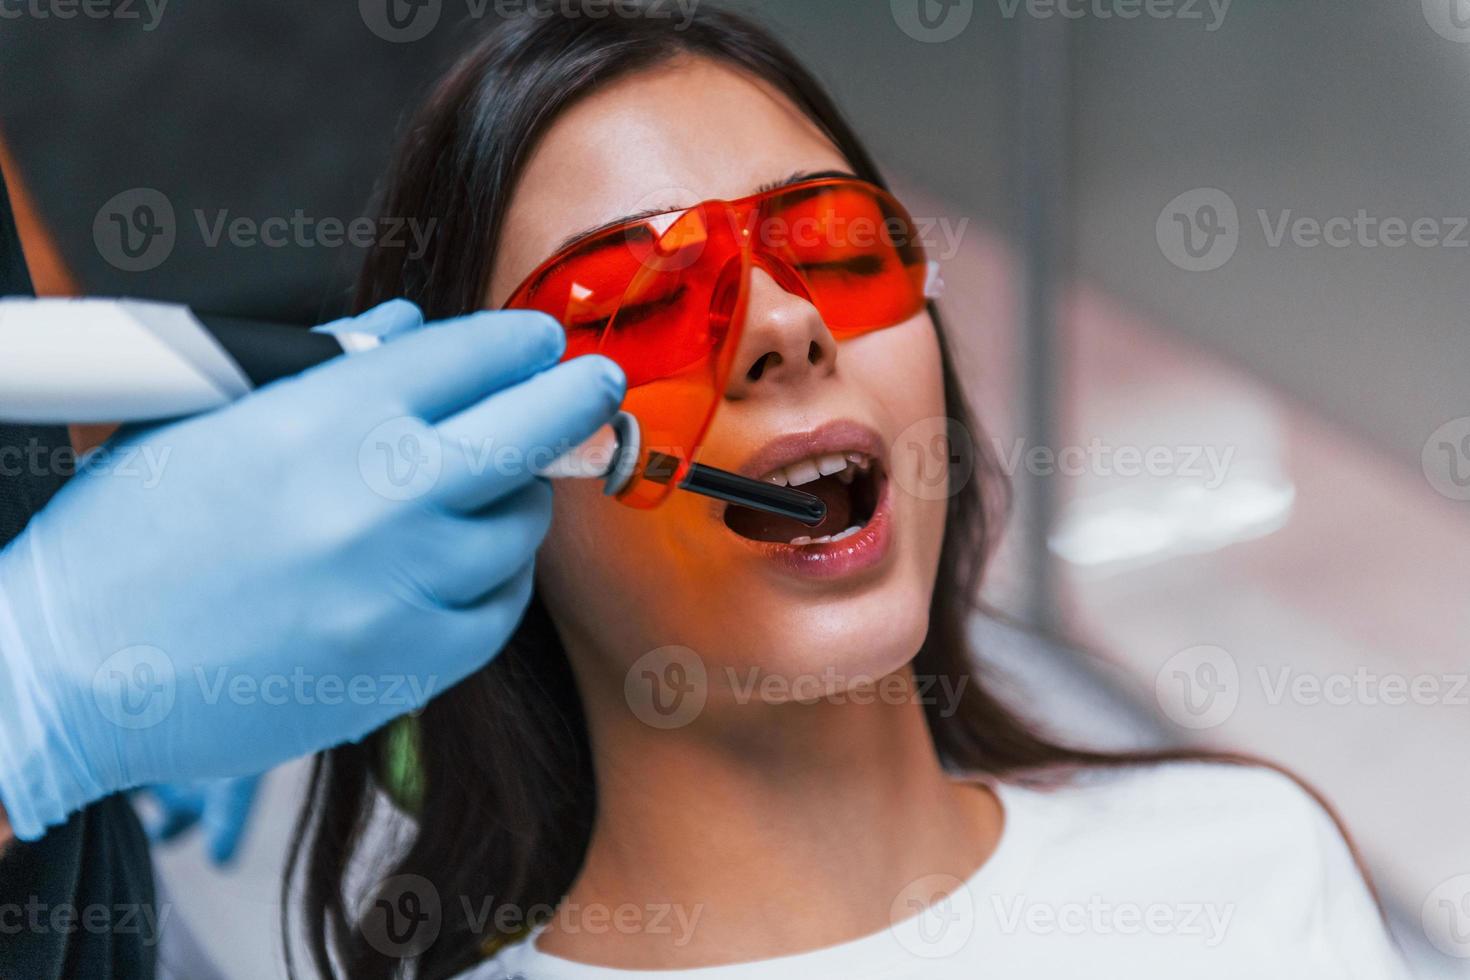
left=0, top=297, right=828, bottom=526
left=641, top=451, right=828, bottom=526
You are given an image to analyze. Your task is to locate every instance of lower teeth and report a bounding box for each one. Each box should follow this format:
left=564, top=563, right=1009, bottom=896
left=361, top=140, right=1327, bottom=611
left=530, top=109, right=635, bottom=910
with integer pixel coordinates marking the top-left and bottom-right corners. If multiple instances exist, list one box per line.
left=789, top=525, right=863, bottom=546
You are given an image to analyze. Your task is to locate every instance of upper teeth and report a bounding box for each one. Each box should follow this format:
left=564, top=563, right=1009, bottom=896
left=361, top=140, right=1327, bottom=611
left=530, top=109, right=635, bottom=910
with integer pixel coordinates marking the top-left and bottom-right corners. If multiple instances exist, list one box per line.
left=765, top=452, right=871, bottom=487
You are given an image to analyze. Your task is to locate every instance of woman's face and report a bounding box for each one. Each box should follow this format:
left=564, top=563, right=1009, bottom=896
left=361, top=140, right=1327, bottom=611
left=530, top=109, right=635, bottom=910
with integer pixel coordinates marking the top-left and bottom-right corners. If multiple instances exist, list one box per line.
left=487, top=58, right=948, bottom=710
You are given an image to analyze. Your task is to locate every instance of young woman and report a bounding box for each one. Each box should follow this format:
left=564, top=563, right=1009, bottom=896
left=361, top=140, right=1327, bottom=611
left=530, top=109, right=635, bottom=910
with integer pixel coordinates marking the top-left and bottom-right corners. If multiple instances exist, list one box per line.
left=287, top=5, right=1406, bottom=978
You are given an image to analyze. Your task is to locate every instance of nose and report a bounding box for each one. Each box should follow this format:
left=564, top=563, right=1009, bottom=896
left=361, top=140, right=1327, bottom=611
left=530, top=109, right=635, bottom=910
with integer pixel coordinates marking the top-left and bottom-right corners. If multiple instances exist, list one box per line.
left=722, top=266, right=838, bottom=400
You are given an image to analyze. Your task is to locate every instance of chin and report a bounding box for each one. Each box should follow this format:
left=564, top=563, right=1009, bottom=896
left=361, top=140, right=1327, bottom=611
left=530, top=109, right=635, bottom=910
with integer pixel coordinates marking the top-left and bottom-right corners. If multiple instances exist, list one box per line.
left=701, top=569, right=936, bottom=702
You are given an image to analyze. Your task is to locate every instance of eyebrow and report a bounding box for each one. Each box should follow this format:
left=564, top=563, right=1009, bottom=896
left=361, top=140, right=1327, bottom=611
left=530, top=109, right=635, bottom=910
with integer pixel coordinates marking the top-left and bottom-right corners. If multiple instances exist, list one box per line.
left=549, top=168, right=862, bottom=256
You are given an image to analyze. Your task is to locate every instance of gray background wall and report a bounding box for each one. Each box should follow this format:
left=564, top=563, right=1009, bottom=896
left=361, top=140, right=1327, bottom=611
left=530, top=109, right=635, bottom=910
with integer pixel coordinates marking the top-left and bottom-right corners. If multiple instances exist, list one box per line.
left=2, top=1, right=1465, bottom=976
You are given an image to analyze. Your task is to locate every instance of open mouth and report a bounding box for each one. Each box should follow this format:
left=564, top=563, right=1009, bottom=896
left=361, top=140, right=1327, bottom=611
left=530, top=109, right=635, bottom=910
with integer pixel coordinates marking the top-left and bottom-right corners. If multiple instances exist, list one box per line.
left=724, top=451, right=885, bottom=545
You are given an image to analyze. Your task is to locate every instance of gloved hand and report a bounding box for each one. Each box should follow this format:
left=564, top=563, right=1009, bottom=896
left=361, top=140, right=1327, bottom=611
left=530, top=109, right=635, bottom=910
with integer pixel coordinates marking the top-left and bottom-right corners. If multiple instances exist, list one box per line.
left=0, top=300, right=624, bottom=840
left=139, top=773, right=262, bottom=866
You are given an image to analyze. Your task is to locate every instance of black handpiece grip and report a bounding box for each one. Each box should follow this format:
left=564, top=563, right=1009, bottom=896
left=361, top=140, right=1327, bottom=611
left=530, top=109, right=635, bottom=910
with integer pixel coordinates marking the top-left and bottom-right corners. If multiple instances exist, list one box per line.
left=194, top=314, right=347, bottom=388
left=643, top=452, right=828, bottom=526
left=683, top=462, right=827, bottom=526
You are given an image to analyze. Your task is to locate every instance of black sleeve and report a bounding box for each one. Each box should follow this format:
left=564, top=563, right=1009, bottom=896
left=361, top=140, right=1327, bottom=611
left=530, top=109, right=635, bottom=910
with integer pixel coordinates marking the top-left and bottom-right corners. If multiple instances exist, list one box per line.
left=0, top=797, right=158, bottom=980
left=0, top=158, right=159, bottom=980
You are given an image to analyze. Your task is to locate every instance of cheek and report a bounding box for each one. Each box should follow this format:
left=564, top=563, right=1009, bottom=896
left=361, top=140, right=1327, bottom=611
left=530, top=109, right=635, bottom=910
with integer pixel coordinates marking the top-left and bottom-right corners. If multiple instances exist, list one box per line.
left=852, top=316, right=948, bottom=431
left=534, top=481, right=652, bottom=679
left=846, top=315, right=950, bottom=562
left=535, top=477, right=726, bottom=685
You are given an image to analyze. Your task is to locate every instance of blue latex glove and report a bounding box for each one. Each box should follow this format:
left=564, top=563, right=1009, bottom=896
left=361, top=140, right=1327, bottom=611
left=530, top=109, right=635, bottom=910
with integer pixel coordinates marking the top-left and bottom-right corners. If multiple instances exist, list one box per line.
left=139, top=774, right=262, bottom=866
left=0, top=301, right=624, bottom=840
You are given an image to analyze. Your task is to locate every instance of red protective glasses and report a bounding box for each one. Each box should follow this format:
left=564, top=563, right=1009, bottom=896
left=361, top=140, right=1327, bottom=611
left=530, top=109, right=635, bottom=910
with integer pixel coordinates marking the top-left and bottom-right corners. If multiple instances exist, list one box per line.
left=504, top=177, right=939, bottom=508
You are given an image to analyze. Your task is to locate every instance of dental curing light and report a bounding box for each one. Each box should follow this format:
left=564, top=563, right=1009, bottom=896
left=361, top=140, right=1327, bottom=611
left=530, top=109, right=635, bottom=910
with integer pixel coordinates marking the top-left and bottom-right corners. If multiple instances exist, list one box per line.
left=0, top=297, right=827, bottom=526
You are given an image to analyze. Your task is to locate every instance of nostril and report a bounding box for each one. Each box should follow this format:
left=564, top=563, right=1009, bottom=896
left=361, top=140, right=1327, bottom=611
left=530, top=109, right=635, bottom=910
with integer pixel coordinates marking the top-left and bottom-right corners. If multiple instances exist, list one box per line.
left=806, top=341, right=823, bottom=366
left=747, top=351, right=781, bottom=381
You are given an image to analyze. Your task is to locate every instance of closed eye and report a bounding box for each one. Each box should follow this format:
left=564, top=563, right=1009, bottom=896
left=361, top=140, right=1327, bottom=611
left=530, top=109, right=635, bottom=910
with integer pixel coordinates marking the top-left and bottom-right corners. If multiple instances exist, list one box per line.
left=576, top=283, right=689, bottom=334
left=794, top=254, right=887, bottom=277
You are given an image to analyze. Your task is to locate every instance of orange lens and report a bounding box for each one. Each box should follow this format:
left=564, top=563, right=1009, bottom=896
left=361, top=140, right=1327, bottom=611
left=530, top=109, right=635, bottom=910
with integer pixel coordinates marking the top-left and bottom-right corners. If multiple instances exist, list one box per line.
left=751, top=181, right=929, bottom=335
left=599, top=203, right=751, bottom=507
left=503, top=179, right=929, bottom=507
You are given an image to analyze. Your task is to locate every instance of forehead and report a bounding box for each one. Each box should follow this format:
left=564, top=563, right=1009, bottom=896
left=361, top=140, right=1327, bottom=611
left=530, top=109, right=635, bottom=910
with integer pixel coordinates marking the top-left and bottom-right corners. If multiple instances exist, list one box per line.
left=488, top=57, right=852, bottom=304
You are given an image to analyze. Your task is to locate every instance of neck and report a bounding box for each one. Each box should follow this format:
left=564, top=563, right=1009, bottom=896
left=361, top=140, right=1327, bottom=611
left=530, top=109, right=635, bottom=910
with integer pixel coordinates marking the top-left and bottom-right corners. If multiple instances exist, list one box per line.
left=538, top=665, right=1003, bottom=968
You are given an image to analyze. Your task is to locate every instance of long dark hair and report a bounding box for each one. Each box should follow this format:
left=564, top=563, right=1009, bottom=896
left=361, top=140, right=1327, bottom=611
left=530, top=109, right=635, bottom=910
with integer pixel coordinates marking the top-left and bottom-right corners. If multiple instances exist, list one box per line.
left=285, top=5, right=1372, bottom=979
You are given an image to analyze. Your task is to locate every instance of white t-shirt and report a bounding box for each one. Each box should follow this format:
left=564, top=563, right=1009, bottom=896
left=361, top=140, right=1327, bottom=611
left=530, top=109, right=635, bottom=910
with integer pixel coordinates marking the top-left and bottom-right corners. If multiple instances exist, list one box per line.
left=458, top=762, right=1408, bottom=979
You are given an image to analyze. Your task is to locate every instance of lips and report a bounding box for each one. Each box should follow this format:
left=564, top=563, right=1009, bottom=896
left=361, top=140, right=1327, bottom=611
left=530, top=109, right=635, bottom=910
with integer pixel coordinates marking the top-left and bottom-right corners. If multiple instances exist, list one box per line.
left=720, top=419, right=894, bottom=580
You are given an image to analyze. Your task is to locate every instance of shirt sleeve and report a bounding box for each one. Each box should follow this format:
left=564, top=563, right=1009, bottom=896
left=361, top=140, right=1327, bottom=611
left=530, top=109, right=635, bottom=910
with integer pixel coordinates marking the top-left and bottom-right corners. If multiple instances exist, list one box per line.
left=1299, top=787, right=1411, bottom=980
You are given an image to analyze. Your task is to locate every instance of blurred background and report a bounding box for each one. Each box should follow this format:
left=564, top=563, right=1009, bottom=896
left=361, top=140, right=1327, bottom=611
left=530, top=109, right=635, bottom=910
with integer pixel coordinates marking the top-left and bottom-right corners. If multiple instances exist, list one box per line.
left=1, top=0, right=1467, bottom=975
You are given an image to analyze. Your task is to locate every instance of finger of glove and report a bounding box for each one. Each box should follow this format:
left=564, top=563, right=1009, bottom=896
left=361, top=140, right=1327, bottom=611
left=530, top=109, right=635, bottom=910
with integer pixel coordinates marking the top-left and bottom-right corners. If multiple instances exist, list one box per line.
left=202, top=774, right=262, bottom=866
left=313, top=298, right=424, bottom=341
left=401, top=482, right=553, bottom=609
left=299, top=310, right=567, bottom=422
left=432, top=355, right=625, bottom=513
left=140, top=784, right=205, bottom=841
left=379, top=562, right=537, bottom=697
